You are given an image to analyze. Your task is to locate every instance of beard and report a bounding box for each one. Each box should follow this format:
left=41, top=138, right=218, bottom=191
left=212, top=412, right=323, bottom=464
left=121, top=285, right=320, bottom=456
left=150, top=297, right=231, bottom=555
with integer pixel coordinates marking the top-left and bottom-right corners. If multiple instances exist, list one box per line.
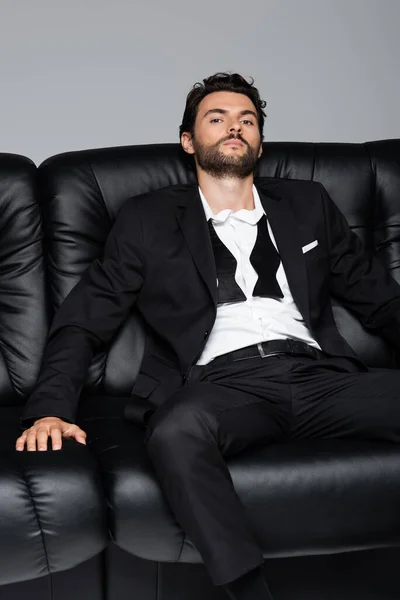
left=192, top=134, right=261, bottom=179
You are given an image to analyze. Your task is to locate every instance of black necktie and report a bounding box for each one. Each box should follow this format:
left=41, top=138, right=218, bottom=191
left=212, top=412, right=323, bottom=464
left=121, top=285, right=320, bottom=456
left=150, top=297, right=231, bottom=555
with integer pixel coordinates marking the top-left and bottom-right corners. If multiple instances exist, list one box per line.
left=207, top=215, right=283, bottom=305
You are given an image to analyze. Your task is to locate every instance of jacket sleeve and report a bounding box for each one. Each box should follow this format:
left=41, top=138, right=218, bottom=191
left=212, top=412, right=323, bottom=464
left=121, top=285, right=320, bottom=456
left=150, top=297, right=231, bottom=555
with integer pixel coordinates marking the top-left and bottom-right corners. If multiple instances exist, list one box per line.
left=320, top=182, right=400, bottom=350
left=20, top=199, right=145, bottom=428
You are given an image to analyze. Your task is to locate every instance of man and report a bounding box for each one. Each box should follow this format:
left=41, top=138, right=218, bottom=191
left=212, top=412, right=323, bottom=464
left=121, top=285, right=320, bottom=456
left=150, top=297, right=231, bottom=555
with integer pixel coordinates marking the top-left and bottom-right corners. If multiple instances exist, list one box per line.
left=15, top=73, right=400, bottom=600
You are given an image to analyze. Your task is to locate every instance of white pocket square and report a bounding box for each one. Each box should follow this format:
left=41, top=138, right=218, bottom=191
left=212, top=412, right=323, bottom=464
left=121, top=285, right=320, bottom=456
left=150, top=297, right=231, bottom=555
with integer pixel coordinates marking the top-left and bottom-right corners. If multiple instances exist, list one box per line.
left=302, top=240, right=318, bottom=254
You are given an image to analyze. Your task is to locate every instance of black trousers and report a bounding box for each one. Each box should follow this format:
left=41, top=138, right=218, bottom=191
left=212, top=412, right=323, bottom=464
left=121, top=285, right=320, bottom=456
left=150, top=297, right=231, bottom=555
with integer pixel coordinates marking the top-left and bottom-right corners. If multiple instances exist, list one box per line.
left=144, top=353, right=400, bottom=587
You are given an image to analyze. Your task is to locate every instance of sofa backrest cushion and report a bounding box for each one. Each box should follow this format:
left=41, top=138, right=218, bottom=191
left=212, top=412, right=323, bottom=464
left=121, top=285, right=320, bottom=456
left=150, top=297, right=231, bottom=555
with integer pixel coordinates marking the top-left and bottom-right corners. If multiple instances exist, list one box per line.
left=38, top=140, right=400, bottom=395
left=0, top=154, right=48, bottom=405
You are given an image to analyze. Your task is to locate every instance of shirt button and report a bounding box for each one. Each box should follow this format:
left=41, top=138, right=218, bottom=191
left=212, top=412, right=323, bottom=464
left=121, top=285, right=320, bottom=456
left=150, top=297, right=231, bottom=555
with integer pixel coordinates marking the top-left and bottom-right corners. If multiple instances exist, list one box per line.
left=204, top=331, right=209, bottom=339
left=182, top=374, right=187, bottom=382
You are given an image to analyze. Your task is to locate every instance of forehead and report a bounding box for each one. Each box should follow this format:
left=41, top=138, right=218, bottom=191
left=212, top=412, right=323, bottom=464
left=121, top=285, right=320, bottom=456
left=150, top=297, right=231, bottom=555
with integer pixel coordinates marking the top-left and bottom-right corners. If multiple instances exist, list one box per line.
left=197, top=91, right=257, bottom=117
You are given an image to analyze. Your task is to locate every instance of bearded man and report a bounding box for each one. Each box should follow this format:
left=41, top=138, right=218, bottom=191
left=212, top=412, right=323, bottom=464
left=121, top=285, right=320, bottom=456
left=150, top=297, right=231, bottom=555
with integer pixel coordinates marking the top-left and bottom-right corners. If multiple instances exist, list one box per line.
left=17, top=73, right=400, bottom=600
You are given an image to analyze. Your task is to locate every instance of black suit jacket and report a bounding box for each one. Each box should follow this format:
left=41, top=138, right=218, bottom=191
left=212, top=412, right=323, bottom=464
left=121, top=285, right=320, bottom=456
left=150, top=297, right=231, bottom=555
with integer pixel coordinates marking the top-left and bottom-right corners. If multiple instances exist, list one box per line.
left=21, top=178, right=400, bottom=428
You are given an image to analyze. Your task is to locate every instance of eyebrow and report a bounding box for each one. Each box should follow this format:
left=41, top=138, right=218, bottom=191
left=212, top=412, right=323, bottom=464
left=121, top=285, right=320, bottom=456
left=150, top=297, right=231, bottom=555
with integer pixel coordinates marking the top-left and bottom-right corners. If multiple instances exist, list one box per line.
left=203, top=108, right=258, bottom=120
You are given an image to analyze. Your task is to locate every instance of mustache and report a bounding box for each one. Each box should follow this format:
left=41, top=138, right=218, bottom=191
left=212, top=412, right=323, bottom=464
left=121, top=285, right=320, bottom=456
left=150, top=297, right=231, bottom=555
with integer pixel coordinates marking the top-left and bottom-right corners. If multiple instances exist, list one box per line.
left=219, top=134, right=249, bottom=147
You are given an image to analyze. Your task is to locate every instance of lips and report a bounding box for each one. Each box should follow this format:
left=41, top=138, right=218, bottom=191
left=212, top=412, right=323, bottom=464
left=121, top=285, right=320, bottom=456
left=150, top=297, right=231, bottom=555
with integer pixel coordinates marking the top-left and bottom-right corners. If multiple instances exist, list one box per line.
left=223, top=140, right=244, bottom=146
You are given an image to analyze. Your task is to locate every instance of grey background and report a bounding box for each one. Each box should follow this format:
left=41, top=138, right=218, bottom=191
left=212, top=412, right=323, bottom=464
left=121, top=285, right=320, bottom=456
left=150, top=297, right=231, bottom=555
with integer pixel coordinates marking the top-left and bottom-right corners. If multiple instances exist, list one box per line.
left=1, top=0, right=399, bottom=165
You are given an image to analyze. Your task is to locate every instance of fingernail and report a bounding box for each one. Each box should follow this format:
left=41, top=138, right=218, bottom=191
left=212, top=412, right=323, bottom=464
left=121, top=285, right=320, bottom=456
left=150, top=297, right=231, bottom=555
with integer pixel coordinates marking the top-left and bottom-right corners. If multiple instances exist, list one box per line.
left=53, top=445, right=61, bottom=450
left=38, top=447, right=46, bottom=451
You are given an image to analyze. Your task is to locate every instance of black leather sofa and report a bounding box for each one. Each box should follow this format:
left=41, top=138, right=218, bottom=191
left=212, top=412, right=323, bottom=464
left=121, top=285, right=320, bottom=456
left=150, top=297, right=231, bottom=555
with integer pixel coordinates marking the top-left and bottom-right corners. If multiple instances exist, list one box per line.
left=0, top=154, right=107, bottom=600
left=2, top=140, right=400, bottom=600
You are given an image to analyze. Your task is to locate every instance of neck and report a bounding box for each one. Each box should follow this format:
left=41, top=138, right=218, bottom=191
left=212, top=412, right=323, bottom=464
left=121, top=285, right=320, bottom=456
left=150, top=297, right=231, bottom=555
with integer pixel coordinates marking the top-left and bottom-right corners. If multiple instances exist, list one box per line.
left=197, top=169, right=255, bottom=214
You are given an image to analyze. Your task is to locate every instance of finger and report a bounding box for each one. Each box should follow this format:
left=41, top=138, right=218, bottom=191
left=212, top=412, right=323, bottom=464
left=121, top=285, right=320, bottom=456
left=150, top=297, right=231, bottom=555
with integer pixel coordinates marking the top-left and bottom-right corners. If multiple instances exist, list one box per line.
left=50, top=428, right=62, bottom=451
left=74, top=430, right=87, bottom=445
left=26, top=430, right=39, bottom=452
left=15, top=433, right=27, bottom=451
left=36, top=428, right=50, bottom=452
left=61, top=425, right=87, bottom=445
left=73, top=427, right=87, bottom=445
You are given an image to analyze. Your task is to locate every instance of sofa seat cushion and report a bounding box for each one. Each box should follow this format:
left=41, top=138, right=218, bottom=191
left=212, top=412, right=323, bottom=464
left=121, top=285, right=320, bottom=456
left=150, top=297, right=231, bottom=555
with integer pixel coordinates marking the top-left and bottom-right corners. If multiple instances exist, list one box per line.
left=79, top=396, right=400, bottom=563
left=0, top=407, right=107, bottom=585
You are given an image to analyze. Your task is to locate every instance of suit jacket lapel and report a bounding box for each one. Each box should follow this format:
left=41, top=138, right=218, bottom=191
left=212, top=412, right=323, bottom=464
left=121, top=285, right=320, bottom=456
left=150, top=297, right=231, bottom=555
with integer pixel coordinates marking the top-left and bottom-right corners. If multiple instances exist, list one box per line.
left=175, top=182, right=311, bottom=323
left=175, top=186, right=217, bottom=308
left=258, top=185, right=311, bottom=326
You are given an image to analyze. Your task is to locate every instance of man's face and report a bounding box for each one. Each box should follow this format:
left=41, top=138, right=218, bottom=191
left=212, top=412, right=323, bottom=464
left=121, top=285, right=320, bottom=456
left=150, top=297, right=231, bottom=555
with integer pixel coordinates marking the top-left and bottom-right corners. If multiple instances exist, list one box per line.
left=181, top=91, right=263, bottom=179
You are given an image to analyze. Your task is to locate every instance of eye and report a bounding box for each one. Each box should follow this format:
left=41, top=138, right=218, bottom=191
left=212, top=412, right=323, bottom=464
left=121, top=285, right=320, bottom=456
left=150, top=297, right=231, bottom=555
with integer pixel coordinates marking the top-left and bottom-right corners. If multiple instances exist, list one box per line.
left=210, top=118, right=223, bottom=123
left=241, top=119, right=254, bottom=125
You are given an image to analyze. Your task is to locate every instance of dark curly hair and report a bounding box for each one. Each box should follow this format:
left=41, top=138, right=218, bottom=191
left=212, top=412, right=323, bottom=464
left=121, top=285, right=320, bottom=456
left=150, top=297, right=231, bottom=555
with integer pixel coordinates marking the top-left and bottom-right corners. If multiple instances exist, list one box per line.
left=179, top=72, right=267, bottom=140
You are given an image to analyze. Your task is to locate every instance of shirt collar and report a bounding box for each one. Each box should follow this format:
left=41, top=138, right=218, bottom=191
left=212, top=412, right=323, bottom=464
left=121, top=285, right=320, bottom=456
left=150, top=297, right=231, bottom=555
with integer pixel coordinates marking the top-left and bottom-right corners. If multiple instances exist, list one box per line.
left=199, top=184, right=265, bottom=225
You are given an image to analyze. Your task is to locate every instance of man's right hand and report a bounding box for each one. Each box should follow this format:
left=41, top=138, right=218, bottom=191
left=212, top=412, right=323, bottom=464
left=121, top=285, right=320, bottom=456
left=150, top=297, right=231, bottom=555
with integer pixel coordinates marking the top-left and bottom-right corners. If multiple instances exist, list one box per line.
left=15, top=417, right=87, bottom=452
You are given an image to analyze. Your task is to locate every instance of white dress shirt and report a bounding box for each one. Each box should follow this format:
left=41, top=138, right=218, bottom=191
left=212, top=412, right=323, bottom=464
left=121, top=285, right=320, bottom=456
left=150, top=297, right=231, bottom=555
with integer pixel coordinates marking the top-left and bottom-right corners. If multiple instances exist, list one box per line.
left=196, top=184, right=321, bottom=365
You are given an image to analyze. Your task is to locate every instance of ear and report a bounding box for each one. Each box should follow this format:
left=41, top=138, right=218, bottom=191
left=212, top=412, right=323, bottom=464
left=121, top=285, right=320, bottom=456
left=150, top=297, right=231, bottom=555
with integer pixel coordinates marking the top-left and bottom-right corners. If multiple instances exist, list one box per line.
left=258, top=143, right=263, bottom=159
left=181, top=132, right=195, bottom=155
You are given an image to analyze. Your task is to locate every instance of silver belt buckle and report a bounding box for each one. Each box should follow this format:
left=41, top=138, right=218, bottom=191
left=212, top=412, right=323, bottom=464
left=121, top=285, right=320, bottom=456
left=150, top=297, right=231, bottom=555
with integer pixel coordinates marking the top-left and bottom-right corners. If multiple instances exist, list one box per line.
left=257, top=343, right=267, bottom=358
left=257, top=343, right=281, bottom=358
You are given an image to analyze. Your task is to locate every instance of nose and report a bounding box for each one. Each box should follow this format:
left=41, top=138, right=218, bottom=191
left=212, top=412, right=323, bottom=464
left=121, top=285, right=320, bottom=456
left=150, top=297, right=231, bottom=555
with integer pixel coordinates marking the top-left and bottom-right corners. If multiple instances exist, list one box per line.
left=229, top=120, right=242, bottom=134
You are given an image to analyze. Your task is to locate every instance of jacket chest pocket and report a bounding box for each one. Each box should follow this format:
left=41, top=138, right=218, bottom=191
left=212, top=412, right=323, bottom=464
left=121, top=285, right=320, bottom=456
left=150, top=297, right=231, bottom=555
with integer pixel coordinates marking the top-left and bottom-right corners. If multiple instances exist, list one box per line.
left=302, top=243, right=325, bottom=263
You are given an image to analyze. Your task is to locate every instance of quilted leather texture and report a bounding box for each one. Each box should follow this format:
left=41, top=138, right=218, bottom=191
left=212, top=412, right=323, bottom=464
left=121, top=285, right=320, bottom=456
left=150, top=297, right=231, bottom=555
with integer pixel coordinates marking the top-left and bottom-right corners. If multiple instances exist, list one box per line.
left=0, top=154, right=47, bottom=403
left=38, top=140, right=400, bottom=561
left=0, top=155, right=107, bottom=585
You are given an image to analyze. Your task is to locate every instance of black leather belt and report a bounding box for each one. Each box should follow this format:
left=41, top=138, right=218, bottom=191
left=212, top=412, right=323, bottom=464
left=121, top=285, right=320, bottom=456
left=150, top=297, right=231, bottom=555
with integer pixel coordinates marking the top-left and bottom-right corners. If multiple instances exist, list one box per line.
left=211, top=339, right=325, bottom=366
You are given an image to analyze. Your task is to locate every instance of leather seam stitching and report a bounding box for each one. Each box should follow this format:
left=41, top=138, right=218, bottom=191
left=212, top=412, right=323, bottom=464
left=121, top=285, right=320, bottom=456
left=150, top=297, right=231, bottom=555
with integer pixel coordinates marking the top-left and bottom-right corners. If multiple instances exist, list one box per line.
left=364, top=142, right=380, bottom=248
left=88, top=162, right=111, bottom=220
left=310, top=143, right=316, bottom=181
left=176, top=530, right=186, bottom=562
left=16, top=457, right=51, bottom=575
